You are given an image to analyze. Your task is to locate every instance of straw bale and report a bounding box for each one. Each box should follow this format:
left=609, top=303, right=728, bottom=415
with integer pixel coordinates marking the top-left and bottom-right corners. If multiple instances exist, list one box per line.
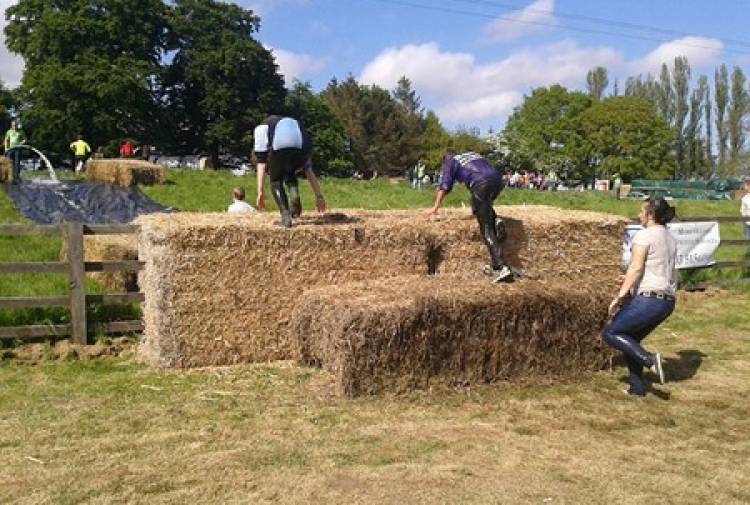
left=137, top=207, right=626, bottom=368
left=292, top=275, right=613, bottom=397
left=61, top=234, right=139, bottom=292
left=0, top=157, right=12, bottom=183
left=87, top=159, right=165, bottom=187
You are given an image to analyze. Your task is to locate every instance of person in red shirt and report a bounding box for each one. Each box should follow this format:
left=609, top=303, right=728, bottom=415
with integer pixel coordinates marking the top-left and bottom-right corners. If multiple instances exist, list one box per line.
left=120, top=140, right=134, bottom=158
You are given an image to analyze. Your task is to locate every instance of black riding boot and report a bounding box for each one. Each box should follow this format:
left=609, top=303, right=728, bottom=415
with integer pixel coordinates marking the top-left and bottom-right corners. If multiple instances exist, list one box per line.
left=271, top=181, right=292, bottom=227
left=288, top=183, right=302, bottom=218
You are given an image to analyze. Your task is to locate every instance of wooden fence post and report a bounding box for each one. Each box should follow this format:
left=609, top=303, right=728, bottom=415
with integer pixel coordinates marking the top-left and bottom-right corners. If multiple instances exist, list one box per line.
left=66, top=222, right=87, bottom=345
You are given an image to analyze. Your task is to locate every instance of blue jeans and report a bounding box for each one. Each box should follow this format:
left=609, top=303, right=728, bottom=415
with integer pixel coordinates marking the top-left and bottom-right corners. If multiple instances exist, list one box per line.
left=602, top=295, right=675, bottom=396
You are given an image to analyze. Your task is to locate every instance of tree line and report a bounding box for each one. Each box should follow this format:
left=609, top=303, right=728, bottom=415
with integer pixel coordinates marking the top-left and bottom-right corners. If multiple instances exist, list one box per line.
left=0, top=0, right=488, bottom=175
left=502, top=59, right=749, bottom=182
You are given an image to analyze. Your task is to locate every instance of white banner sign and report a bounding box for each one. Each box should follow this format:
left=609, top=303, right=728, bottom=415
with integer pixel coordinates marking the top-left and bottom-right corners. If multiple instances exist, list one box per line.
left=622, top=221, right=720, bottom=270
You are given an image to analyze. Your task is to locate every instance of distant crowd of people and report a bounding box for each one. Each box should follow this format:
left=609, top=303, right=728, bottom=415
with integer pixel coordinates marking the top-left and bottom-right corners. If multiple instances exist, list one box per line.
left=504, top=170, right=560, bottom=191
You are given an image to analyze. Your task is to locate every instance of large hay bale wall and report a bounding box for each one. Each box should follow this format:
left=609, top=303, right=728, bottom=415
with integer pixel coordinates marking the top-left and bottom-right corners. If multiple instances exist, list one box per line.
left=292, top=276, right=613, bottom=397
left=137, top=212, right=436, bottom=367
left=87, top=159, right=165, bottom=187
left=137, top=208, right=627, bottom=368
left=0, top=157, right=13, bottom=183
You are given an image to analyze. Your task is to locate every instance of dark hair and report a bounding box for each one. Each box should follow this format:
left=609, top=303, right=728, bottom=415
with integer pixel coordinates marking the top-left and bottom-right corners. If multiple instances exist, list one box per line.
left=233, top=187, right=245, bottom=200
left=644, top=197, right=675, bottom=224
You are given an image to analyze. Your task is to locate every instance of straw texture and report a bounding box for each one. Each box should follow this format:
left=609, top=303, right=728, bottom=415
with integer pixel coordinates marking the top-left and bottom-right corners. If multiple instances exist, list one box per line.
left=136, top=207, right=627, bottom=368
left=292, top=275, right=613, bottom=397
left=0, top=157, right=12, bottom=183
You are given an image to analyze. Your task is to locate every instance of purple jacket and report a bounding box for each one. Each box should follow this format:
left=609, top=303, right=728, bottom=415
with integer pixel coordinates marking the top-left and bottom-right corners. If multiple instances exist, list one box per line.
left=438, top=152, right=500, bottom=192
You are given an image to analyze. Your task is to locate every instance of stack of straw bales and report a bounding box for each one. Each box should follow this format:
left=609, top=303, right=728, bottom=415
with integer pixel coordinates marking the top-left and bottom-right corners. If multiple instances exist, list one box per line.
left=137, top=207, right=627, bottom=370
left=87, top=159, right=165, bottom=187
left=60, top=235, right=139, bottom=292
left=0, top=157, right=13, bottom=183
left=292, top=276, right=612, bottom=397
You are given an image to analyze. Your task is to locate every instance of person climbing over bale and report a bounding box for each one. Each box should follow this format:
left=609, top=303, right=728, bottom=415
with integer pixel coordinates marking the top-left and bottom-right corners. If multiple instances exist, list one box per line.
left=4, top=119, right=27, bottom=183
left=603, top=197, right=677, bottom=397
left=70, top=134, right=91, bottom=173
left=425, top=149, right=513, bottom=283
left=227, top=186, right=256, bottom=215
left=253, top=115, right=326, bottom=227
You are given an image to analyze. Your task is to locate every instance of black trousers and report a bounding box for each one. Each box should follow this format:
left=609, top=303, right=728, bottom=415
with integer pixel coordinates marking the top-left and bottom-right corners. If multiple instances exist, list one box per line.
left=6, top=149, right=21, bottom=180
left=268, top=148, right=310, bottom=218
left=470, top=178, right=506, bottom=270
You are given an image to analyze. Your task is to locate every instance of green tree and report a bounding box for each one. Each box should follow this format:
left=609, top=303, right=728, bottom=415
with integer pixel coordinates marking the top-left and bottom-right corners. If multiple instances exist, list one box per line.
left=4, top=0, right=168, bottom=159
left=392, top=76, right=426, bottom=170
left=162, top=0, right=286, bottom=163
left=579, top=96, right=674, bottom=181
left=672, top=57, right=691, bottom=178
left=698, top=75, right=714, bottom=176
left=657, top=63, right=675, bottom=125
left=421, top=110, right=451, bottom=171
left=728, top=66, right=748, bottom=169
left=283, top=81, right=353, bottom=176
left=0, top=80, right=15, bottom=133
left=685, top=84, right=706, bottom=178
left=715, top=64, right=730, bottom=171
left=586, top=66, right=609, bottom=100
left=502, top=84, right=591, bottom=177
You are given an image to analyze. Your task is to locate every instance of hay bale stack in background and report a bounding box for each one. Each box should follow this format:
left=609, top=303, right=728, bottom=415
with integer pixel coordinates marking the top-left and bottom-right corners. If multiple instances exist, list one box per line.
left=60, top=234, right=139, bottom=292
left=292, top=275, right=612, bottom=397
left=87, top=159, right=165, bottom=187
left=0, top=157, right=13, bottom=183
left=137, top=207, right=626, bottom=368
left=137, top=212, right=436, bottom=367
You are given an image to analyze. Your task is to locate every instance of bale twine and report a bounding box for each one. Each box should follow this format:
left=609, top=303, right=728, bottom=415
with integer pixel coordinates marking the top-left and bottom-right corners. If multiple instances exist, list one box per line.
left=136, top=208, right=627, bottom=368
left=87, top=159, right=165, bottom=187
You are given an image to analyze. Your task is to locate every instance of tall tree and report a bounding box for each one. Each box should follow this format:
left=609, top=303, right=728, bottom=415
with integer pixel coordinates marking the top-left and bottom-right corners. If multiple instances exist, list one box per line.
left=685, top=85, right=705, bottom=178
left=0, top=80, right=15, bottom=134
left=162, top=0, right=286, bottom=163
left=625, top=74, right=659, bottom=109
left=586, top=66, right=609, bottom=100
left=657, top=63, right=675, bottom=125
left=728, top=66, right=748, bottom=167
left=4, top=0, right=168, bottom=158
left=697, top=75, right=714, bottom=176
left=715, top=64, right=730, bottom=171
left=672, top=57, right=691, bottom=178
left=421, top=110, right=451, bottom=171
left=392, top=76, right=426, bottom=170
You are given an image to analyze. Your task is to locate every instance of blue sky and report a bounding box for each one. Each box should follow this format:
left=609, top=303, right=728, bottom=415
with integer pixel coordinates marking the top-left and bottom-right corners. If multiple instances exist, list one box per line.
left=1, top=0, right=748, bottom=132
left=246, top=0, right=750, bottom=131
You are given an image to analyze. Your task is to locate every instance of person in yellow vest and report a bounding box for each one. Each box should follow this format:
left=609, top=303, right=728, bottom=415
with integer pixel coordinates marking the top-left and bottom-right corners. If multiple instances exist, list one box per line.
left=70, top=135, right=91, bottom=173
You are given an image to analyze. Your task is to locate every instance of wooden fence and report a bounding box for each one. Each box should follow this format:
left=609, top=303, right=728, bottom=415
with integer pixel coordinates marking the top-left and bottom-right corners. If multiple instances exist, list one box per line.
left=0, top=223, right=144, bottom=344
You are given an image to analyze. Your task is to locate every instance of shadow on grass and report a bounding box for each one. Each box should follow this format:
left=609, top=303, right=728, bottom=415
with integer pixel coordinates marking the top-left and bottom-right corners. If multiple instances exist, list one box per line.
left=664, top=349, right=706, bottom=382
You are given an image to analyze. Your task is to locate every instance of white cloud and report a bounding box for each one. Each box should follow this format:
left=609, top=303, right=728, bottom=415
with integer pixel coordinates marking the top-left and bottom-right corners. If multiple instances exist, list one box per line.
left=359, top=35, right=727, bottom=127
left=0, top=0, right=24, bottom=88
left=269, top=47, right=328, bottom=86
left=359, top=40, right=621, bottom=123
left=483, top=0, right=556, bottom=43
left=629, top=36, right=723, bottom=75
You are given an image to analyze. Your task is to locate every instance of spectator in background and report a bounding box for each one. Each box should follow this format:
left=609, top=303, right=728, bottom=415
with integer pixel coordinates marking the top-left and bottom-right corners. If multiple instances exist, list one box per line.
left=70, top=134, right=91, bottom=173
left=120, top=140, right=135, bottom=158
left=741, top=177, right=750, bottom=257
left=4, top=119, right=26, bottom=183
left=613, top=173, right=623, bottom=200
left=227, top=187, right=256, bottom=214
left=415, top=159, right=426, bottom=190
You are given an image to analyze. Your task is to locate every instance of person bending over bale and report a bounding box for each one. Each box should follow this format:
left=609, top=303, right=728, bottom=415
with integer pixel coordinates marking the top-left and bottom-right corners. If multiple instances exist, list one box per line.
left=227, top=187, right=256, bottom=215
left=253, top=115, right=326, bottom=227
left=426, top=150, right=513, bottom=283
left=603, top=197, right=677, bottom=397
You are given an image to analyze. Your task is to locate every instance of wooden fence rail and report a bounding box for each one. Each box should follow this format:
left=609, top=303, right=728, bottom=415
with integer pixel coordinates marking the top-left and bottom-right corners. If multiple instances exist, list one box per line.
left=0, top=222, right=143, bottom=344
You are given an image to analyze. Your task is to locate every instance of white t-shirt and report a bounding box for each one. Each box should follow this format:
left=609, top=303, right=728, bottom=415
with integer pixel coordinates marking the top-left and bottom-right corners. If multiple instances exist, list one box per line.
left=741, top=193, right=750, bottom=225
left=632, top=225, right=677, bottom=296
left=227, top=200, right=256, bottom=215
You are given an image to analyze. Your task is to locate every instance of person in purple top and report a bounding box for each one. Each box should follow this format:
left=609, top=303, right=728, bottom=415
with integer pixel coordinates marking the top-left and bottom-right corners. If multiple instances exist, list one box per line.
left=426, top=149, right=513, bottom=283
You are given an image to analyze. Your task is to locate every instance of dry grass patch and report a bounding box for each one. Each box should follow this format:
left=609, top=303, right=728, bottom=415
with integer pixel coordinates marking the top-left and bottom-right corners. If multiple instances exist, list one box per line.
left=1, top=291, right=749, bottom=504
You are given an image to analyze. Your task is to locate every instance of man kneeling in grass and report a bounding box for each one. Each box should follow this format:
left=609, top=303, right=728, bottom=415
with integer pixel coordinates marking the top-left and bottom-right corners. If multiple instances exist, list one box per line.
left=425, top=149, right=513, bottom=283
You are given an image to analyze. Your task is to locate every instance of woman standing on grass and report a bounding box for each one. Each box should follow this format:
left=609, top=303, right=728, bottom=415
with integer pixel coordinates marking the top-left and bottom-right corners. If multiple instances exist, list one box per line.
left=603, top=197, right=677, bottom=397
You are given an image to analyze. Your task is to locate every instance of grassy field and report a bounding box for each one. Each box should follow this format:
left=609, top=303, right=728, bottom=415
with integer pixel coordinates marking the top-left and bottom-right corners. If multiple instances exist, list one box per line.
left=1, top=171, right=749, bottom=503
left=1, top=290, right=749, bottom=504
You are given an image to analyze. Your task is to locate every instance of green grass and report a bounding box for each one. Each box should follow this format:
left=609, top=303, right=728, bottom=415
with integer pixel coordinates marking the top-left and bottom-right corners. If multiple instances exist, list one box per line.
left=0, top=290, right=748, bottom=504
